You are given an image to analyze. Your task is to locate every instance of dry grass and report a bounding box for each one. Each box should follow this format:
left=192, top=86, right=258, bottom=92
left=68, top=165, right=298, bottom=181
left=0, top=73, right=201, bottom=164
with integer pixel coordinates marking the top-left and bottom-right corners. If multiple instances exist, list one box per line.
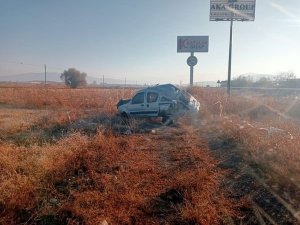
left=0, top=86, right=134, bottom=113
left=0, top=128, right=237, bottom=225
left=0, top=107, right=51, bottom=134
left=217, top=117, right=300, bottom=183
left=190, top=87, right=300, bottom=191
left=0, top=85, right=238, bottom=224
left=0, top=86, right=135, bottom=135
left=2, top=84, right=300, bottom=224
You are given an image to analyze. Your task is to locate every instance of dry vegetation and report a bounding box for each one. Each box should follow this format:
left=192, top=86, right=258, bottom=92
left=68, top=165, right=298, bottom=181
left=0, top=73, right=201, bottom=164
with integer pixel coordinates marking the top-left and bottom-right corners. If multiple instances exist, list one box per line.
left=190, top=87, right=300, bottom=223
left=0, top=85, right=134, bottom=112
left=189, top=87, right=300, bottom=182
left=1, top=84, right=300, bottom=224
left=0, top=85, right=239, bottom=225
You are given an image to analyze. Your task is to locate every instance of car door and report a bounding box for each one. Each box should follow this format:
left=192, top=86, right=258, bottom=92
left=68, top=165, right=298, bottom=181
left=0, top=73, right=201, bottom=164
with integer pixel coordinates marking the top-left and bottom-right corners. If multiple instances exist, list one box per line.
left=145, top=91, right=159, bottom=117
left=126, top=92, right=146, bottom=116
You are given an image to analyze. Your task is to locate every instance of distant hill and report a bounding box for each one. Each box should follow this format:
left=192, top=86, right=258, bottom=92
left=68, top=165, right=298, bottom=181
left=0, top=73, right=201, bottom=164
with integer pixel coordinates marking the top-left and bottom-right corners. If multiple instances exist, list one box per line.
left=0, top=72, right=135, bottom=85
left=0, top=72, right=61, bottom=83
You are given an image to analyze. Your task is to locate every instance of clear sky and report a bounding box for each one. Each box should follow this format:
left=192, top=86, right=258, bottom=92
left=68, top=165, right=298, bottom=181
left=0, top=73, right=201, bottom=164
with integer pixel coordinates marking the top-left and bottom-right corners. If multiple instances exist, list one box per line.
left=0, top=0, right=299, bottom=84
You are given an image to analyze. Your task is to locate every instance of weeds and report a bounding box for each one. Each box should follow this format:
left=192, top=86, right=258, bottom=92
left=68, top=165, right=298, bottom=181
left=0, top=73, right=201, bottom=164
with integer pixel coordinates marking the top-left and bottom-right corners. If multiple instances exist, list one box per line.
left=6, top=85, right=300, bottom=224
left=0, top=128, right=237, bottom=224
left=190, top=87, right=300, bottom=207
left=0, top=86, right=134, bottom=114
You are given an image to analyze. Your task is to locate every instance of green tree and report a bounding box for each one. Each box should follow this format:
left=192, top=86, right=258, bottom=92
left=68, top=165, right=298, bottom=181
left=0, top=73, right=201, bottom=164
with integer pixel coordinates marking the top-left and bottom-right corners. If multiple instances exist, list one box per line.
left=60, top=68, right=87, bottom=88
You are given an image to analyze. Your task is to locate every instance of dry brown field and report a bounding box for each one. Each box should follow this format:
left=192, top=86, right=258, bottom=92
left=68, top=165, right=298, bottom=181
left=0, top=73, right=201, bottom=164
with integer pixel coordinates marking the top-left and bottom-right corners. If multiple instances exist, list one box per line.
left=1, top=84, right=300, bottom=224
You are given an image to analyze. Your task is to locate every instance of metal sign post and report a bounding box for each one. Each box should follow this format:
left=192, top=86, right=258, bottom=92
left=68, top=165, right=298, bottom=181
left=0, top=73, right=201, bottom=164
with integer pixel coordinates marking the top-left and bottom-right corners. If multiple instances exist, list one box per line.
left=227, top=15, right=233, bottom=95
left=187, top=53, right=198, bottom=85
left=177, top=36, right=209, bottom=86
left=190, top=62, right=194, bottom=86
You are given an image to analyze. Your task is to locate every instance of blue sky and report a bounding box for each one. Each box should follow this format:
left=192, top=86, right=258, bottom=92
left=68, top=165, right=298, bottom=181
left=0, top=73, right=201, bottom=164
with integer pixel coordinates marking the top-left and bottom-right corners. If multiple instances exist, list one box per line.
left=0, top=0, right=299, bottom=84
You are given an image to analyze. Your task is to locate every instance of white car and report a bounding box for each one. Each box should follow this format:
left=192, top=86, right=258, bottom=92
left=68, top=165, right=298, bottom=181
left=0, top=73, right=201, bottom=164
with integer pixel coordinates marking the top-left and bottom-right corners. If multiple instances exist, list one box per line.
left=117, top=84, right=200, bottom=122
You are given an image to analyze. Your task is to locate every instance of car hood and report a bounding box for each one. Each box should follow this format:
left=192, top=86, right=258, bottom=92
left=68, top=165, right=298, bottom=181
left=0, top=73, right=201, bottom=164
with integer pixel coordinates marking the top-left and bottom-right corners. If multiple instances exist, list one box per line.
left=117, top=99, right=131, bottom=108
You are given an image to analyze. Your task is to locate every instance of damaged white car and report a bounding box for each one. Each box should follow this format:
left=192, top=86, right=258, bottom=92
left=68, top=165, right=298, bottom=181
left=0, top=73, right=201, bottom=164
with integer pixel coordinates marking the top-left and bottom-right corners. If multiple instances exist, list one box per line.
left=117, top=84, right=200, bottom=123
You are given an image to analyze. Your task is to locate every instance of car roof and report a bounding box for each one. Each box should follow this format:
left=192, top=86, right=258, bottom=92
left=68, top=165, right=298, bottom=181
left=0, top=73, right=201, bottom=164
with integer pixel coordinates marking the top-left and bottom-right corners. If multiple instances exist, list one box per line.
left=136, top=84, right=180, bottom=99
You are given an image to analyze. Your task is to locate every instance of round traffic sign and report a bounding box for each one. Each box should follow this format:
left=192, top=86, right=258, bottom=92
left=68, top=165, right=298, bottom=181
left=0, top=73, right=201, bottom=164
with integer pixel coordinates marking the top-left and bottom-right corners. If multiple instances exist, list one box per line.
left=187, top=55, right=198, bottom=67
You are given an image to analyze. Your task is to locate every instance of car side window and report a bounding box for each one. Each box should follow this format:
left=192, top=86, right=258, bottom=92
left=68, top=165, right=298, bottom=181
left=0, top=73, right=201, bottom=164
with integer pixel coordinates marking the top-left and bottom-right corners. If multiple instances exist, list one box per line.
left=131, top=92, right=145, bottom=104
left=147, top=92, right=158, bottom=103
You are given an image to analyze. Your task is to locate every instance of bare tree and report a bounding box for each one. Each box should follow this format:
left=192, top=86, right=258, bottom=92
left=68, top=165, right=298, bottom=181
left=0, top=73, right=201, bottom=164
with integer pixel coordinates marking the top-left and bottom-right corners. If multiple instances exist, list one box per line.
left=254, top=77, right=273, bottom=88
left=231, top=75, right=253, bottom=87
left=275, top=71, right=296, bottom=82
left=60, top=68, right=87, bottom=88
left=274, top=71, right=296, bottom=88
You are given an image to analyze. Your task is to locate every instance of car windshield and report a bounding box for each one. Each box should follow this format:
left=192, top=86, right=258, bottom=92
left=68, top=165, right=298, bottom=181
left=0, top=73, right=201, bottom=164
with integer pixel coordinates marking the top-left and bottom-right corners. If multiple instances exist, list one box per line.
left=131, top=92, right=145, bottom=104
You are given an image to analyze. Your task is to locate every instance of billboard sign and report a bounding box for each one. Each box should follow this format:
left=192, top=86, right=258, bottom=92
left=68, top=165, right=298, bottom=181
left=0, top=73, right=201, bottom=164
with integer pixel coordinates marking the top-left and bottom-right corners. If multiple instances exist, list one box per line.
left=177, top=36, right=209, bottom=53
left=210, top=0, right=256, bottom=21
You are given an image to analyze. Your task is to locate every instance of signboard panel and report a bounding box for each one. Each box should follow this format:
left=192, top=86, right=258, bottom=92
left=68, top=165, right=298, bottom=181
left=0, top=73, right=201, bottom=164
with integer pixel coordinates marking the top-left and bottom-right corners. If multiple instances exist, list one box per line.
left=210, top=0, right=256, bottom=21
left=177, top=36, right=209, bottom=53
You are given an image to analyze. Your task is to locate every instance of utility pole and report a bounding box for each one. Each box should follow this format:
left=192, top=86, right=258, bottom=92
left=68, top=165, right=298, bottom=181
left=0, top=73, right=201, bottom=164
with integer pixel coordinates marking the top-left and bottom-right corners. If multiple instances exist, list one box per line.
left=44, top=64, right=47, bottom=86
left=125, top=77, right=127, bottom=87
left=102, top=75, right=104, bottom=86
